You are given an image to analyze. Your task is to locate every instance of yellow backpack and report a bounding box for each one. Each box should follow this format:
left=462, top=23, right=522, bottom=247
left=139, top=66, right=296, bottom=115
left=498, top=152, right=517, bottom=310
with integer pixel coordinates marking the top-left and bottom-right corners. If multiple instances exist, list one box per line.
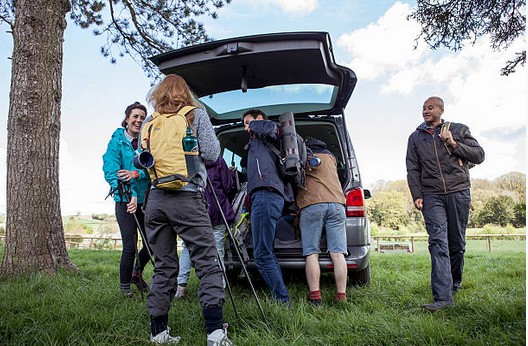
left=140, top=106, right=197, bottom=190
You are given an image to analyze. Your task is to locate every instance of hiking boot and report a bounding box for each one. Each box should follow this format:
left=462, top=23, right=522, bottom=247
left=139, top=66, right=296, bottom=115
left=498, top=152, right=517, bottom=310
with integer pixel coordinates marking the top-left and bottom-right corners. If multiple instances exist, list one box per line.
left=131, top=271, right=150, bottom=292
left=308, top=290, right=322, bottom=307
left=175, top=285, right=187, bottom=299
left=453, top=282, right=462, bottom=293
left=150, top=328, right=180, bottom=344
left=422, top=300, right=453, bottom=312
left=281, top=300, right=295, bottom=310
left=121, top=289, right=134, bottom=299
left=309, top=299, right=323, bottom=307
left=207, top=324, right=232, bottom=346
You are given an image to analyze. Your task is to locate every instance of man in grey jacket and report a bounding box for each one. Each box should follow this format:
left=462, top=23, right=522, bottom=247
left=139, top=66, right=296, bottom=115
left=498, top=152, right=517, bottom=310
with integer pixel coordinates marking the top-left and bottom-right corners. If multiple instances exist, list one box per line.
left=406, top=96, right=485, bottom=312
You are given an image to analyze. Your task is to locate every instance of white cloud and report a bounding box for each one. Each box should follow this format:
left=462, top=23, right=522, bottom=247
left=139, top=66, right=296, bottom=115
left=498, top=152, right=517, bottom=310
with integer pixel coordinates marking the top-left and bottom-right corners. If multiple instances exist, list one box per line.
left=249, top=0, right=318, bottom=16
left=338, top=1, right=527, bottom=129
left=271, top=0, right=319, bottom=16
left=0, top=137, right=112, bottom=216
left=339, top=1, right=527, bottom=188
left=337, top=1, right=526, bottom=100
left=59, top=137, right=114, bottom=215
left=337, top=1, right=425, bottom=80
left=59, top=138, right=73, bottom=163
left=275, top=0, right=317, bottom=15
left=446, top=40, right=527, bottom=130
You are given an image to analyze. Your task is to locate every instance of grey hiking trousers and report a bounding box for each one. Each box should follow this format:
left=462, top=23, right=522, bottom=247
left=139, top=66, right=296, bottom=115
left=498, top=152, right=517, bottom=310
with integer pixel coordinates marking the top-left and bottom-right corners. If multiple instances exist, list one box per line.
left=144, top=188, right=225, bottom=318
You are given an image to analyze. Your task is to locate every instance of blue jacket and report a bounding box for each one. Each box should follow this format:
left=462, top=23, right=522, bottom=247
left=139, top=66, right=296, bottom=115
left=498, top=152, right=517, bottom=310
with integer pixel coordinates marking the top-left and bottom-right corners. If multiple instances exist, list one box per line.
left=102, top=128, right=149, bottom=203
left=246, top=120, right=293, bottom=203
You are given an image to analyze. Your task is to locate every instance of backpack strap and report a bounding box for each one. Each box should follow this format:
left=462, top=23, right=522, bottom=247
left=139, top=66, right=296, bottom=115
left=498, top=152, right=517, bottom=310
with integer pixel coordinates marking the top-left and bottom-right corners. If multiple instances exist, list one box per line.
left=441, top=121, right=465, bottom=167
left=155, top=106, right=197, bottom=126
left=153, top=173, right=190, bottom=185
left=261, top=139, right=287, bottom=178
left=144, top=123, right=160, bottom=182
left=440, top=121, right=451, bottom=134
left=177, top=105, right=197, bottom=116
left=440, top=121, right=452, bottom=155
left=175, top=106, right=197, bottom=129
left=262, top=139, right=282, bottom=158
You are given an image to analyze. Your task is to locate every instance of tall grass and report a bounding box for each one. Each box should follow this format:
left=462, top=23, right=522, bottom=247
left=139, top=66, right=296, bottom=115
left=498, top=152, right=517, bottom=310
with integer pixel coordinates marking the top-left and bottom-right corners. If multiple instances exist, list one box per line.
left=0, top=243, right=525, bottom=345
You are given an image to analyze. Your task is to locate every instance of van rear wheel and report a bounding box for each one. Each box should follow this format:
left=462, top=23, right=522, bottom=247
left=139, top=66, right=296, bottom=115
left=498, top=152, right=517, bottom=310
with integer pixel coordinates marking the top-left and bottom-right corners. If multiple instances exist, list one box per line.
left=348, top=264, right=370, bottom=286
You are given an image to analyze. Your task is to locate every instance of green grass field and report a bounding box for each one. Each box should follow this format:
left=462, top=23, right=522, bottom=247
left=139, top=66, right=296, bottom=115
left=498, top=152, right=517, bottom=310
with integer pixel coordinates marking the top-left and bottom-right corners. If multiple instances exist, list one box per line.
left=0, top=242, right=525, bottom=345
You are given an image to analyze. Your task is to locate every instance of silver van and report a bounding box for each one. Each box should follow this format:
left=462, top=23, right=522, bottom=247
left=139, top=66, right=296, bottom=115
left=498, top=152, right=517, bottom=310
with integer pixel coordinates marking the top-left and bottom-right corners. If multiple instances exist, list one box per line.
left=151, top=32, right=371, bottom=285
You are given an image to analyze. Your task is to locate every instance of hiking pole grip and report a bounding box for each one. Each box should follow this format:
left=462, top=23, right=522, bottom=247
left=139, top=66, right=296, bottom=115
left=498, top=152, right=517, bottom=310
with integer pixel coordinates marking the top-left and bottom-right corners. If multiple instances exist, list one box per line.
left=119, top=181, right=156, bottom=266
left=206, top=176, right=268, bottom=325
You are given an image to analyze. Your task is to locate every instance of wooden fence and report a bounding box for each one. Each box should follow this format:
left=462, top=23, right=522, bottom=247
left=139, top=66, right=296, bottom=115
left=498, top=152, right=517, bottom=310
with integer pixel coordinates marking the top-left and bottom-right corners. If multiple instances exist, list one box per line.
left=0, top=234, right=525, bottom=253
left=0, top=235, right=184, bottom=251
left=372, top=234, right=526, bottom=253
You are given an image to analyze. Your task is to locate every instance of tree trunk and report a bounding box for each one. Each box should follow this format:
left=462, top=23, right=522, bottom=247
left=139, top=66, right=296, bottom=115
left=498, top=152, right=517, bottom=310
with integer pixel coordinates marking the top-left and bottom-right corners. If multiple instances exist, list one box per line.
left=1, top=0, right=75, bottom=277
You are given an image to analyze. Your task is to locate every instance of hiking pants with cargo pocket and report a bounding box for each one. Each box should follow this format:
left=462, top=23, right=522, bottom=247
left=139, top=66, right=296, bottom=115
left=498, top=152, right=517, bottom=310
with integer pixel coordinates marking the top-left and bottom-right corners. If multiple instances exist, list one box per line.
left=422, top=189, right=471, bottom=303
left=144, top=188, right=225, bottom=318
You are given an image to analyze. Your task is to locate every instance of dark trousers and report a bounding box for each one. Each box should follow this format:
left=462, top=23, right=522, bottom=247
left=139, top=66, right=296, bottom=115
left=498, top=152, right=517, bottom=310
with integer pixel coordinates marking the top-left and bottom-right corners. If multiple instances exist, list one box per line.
left=144, top=188, right=225, bottom=318
left=250, top=189, right=290, bottom=302
left=115, top=202, right=150, bottom=290
left=422, top=190, right=471, bottom=302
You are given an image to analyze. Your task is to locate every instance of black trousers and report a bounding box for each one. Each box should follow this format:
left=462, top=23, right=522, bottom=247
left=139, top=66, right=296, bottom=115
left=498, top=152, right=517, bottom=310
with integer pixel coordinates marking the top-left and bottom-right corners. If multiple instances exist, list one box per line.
left=115, top=202, right=150, bottom=289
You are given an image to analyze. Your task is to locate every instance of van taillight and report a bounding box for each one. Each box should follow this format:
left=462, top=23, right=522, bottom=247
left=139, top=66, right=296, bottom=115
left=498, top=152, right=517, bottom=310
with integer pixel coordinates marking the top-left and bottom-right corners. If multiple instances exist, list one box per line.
left=346, top=188, right=365, bottom=217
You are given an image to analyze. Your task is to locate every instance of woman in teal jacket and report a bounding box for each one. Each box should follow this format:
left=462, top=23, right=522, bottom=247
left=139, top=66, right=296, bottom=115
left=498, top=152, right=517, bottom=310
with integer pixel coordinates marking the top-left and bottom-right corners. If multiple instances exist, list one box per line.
left=103, top=101, right=151, bottom=298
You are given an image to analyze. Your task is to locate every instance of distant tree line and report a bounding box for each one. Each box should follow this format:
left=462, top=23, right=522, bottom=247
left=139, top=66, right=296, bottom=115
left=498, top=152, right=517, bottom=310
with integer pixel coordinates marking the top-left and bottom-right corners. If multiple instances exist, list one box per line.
left=366, top=172, right=526, bottom=230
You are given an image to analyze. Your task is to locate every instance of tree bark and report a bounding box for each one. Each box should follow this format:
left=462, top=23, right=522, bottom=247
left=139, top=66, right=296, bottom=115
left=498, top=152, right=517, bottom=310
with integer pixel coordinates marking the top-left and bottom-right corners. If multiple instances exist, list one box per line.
left=1, top=0, right=76, bottom=277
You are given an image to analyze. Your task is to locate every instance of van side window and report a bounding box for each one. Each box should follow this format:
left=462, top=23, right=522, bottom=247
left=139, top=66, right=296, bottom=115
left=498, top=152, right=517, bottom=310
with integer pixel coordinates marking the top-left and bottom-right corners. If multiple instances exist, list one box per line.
left=222, top=148, right=244, bottom=174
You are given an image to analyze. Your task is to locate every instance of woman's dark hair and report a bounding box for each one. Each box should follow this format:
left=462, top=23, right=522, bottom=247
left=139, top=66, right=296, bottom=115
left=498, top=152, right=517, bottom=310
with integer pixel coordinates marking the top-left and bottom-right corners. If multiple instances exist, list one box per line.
left=121, top=101, right=147, bottom=128
left=242, top=108, right=267, bottom=121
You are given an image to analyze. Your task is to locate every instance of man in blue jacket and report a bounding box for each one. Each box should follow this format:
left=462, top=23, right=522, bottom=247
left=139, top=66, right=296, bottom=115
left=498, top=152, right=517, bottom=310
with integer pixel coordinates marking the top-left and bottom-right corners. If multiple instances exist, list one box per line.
left=242, top=109, right=292, bottom=304
left=406, top=96, right=485, bottom=312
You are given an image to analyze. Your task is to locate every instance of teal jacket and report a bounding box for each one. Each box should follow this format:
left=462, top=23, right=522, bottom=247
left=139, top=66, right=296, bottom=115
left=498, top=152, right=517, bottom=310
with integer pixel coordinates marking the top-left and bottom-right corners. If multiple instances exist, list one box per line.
left=102, top=128, right=149, bottom=204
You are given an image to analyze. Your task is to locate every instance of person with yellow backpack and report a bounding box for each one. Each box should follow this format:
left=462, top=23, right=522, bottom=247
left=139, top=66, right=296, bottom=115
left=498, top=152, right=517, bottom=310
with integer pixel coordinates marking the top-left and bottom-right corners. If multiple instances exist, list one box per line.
left=139, top=75, right=231, bottom=345
left=175, top=155, right=237, bottom=299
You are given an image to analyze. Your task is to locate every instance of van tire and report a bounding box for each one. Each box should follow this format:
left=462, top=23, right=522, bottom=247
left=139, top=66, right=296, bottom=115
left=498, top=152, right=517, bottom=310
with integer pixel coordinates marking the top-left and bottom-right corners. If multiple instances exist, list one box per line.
left=348, top=264, right=370, bottom=286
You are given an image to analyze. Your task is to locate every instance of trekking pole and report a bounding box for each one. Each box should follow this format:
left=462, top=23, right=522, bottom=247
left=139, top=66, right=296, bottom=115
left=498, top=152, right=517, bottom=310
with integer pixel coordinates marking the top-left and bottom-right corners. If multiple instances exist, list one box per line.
left=118, top=181, right=156, bottom=266
left=206, top=177, right=268, bottom=325
left=216, top=249, right=241, bottom=322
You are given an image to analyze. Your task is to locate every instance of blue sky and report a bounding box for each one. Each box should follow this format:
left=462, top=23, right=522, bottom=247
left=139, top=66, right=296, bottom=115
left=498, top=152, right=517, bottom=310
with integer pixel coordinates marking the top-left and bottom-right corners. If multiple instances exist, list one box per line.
left=0, top=0, right=526, bottom=215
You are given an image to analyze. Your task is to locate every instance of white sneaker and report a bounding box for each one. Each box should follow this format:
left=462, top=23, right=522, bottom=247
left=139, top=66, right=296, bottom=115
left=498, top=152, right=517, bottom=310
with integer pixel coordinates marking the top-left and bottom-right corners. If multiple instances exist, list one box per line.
left=150, top=328, right=181, bottom=344
left=175, top=285, right=187, bottom=299
left=207, top=324, right=232, bottom=346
